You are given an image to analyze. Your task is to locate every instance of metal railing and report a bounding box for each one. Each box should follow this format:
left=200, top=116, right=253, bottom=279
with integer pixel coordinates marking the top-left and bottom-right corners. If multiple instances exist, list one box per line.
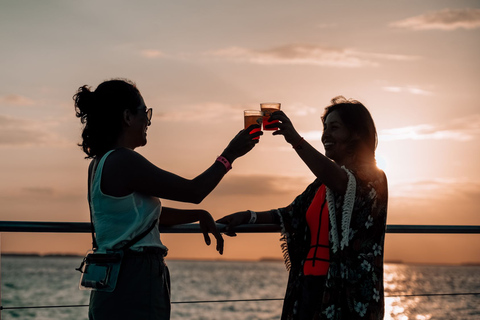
left=1, top=221, right=479, bottom=319
left=1, top=221, right=479, bottom=234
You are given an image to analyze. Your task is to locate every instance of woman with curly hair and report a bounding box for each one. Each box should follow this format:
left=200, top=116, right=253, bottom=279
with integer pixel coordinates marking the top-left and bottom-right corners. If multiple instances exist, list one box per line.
left=74, top=78, right=261, bottom=319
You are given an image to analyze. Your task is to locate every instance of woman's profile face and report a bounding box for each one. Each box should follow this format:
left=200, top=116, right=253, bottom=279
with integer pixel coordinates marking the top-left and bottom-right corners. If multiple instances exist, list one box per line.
left=321, top=110, right=352, bottom=163
left=130, top=95, right=151, bottom=148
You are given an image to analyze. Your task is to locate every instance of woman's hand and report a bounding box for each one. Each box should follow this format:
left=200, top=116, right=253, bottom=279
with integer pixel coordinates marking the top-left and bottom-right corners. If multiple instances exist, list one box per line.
left=267, top=111, right=302, bottom=146
left=198, top=210, right=225, bottom=255
left=216, top=211, right=250, bottom=237
left=222, top=124, right=262, bottom=162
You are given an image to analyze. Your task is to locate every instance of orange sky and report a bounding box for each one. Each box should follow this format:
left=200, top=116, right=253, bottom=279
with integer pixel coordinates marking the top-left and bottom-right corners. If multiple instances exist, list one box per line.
left=1, top=1, right=479, bottom=264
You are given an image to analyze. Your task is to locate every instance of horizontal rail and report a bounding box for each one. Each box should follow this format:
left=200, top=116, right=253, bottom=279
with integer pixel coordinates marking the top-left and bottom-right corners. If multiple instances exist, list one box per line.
left=3, top=292, right=480, bottom=311
left=386, top=225, right=480, bottom=234
left=0, top=222, right=280, bottom=233
left=0, top=221, right=479, bottom=234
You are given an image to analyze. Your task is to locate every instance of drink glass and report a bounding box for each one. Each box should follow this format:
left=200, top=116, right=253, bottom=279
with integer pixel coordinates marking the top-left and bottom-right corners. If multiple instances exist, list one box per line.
left=244, top=110, right=263, bottom=140
left=260, top=102, right=281, bottom=130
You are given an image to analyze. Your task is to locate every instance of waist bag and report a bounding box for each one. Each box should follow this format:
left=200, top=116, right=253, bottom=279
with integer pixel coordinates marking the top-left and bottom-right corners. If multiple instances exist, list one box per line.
left=76, top=220, right=157, bottom=292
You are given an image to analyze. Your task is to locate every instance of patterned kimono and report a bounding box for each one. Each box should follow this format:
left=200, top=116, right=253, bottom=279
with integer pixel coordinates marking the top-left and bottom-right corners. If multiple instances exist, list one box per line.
left=277, top=166, right=388, bottom=319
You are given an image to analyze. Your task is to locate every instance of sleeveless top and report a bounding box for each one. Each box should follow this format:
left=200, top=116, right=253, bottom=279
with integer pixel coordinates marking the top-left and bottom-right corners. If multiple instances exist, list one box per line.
left=90, top=150, right=167, bottom=253
left=303, top=184, right=330, bottom=276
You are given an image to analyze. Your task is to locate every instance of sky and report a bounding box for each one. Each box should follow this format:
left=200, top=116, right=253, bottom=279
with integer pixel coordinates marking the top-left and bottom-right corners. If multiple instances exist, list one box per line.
left=0, top=0, right=479, bottom=264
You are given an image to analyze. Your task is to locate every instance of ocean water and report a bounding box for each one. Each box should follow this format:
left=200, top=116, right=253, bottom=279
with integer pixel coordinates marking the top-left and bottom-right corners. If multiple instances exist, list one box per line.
left=1, top=256, right=479, bottom=320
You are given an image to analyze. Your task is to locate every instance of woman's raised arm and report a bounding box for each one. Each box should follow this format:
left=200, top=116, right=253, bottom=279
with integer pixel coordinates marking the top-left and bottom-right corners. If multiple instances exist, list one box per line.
left=102, top=124, right=262, bottom=203
left=268, top=111, right=348, bottom=194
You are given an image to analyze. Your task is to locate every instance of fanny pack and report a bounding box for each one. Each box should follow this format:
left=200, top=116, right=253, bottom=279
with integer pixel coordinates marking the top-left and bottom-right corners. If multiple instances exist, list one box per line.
left=77, top=250, right=123, bottom=292
left=76, top=157, right=158, bottom=292
left=76, top=220, right=157, bottom=292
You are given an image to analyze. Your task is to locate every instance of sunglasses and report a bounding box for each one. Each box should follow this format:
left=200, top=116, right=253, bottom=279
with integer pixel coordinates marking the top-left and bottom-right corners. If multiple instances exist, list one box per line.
left=137, top=107, right=153, bottom=122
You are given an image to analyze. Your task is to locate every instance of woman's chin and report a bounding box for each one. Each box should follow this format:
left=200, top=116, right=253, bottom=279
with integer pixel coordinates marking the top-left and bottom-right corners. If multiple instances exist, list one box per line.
left=138, top=137, right=147, bottom=147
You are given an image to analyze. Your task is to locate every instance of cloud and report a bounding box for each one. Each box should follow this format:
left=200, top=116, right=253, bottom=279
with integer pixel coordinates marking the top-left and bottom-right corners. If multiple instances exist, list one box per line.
left=387, top=178, right=480, bottom=225
left=315, top=23, right=338, bottom=29
left=383, top=86, right=433, bottom=96
left=140, top=49, right=165, bottom=58
left=0, top=94, right=35, bottom=106
left=379, top=114, right=480, bottom=142
left=390, top=8, right=480, bottom=30
left=390, top=178, right=480, bottom=201
left=156, top=101, right=319, bottom=125
left=156, top=102, right=242, bottom=122
left=0, top=115, right=69, bottom=147
left=206, top=44, right=419, bottom=68
left=0, top=186, right=85, bottom=209
left=289, top=103, right=319, bottom=117
left=214, top=174, right=312, bottom=197
left=296, top=114, right=480, bottom=143
left=22, top=187, right=55, bottom=196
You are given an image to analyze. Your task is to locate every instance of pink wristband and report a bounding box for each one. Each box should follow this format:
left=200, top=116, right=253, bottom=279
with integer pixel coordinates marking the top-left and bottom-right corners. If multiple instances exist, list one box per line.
left=216, top=156, right=232, bottom=172
left=292, top=137, right=305, bottom=150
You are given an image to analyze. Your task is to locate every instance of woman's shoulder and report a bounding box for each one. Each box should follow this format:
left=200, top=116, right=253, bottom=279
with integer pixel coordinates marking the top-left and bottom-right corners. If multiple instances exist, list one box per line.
left=101, top=148, right=152, bottom=196
left=351, top=164, right=386, bottom=182
left=102, top=148, right=151, bottom=177
left=105, top=147, right=146, bottom=164
left=351, top=165, right=388, bottom=196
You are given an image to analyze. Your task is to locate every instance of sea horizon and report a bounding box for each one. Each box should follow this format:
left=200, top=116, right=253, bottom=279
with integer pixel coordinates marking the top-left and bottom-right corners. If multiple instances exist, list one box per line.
left=2, top=252, right=480, bottom=267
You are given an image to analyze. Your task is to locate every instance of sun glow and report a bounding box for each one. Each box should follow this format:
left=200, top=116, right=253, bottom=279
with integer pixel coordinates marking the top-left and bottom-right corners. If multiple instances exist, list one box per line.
left=376, top=152, right=388, bottom=171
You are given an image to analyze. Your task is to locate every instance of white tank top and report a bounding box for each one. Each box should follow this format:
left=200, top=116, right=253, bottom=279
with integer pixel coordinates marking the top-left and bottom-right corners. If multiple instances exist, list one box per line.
left=90, top=149, right=167, bottom=253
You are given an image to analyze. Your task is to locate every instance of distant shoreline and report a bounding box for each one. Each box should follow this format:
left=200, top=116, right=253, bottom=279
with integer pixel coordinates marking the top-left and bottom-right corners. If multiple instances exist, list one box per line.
left=2, top=253, right=479, bottom=266
left=1, top=253, right=83, bottom=258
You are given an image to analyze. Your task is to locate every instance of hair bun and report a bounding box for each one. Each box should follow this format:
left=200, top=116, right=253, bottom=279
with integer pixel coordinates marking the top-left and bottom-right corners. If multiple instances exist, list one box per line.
left=74, top=85, right=96, bottom=119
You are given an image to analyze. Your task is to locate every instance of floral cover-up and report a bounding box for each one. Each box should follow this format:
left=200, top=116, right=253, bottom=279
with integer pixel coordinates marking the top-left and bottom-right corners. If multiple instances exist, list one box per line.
left=277, top=167, right=388, bottom=319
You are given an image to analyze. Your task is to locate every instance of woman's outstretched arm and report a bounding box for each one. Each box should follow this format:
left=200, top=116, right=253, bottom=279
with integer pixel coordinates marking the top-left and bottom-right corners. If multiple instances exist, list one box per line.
left=216, top=209, right=280, bottom=236
left=102, top=125, right=262, bottom=203
left=159, top=207, right=224, bottom=255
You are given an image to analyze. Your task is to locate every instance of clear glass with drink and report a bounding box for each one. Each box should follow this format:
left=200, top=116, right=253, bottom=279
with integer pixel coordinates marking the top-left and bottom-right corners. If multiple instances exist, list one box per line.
left=260, top=102, right=281, bottom=130
left=244, top=110, right=263, bottom=140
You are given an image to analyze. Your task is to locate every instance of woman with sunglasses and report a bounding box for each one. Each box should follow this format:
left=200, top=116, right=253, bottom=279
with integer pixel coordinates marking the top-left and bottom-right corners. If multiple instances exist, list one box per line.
left=73, top=78, right=261, bottom=320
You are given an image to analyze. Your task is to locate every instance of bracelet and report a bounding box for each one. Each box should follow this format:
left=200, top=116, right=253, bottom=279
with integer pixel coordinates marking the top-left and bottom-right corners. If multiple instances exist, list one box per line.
left=247, top=210, right=257, bottom=224
left=216, top=156, right=232, bottom=172
left=292, top=137, right=305, bottom=150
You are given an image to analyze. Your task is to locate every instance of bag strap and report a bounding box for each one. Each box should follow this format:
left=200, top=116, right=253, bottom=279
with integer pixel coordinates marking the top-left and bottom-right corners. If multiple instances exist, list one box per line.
left=120, top=219, right=158, bottom=251
left=87, top=159, right=98, bottom=250
left=87, top=156, right=158, bottom=252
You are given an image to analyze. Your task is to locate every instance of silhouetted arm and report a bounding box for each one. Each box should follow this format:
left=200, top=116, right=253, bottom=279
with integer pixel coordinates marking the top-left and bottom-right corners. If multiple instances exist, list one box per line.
left=102, top=125, right=261, bottom=203
left=216, top=209, right=282, bottom=236
left=159, top=207, right=224, bottom=255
